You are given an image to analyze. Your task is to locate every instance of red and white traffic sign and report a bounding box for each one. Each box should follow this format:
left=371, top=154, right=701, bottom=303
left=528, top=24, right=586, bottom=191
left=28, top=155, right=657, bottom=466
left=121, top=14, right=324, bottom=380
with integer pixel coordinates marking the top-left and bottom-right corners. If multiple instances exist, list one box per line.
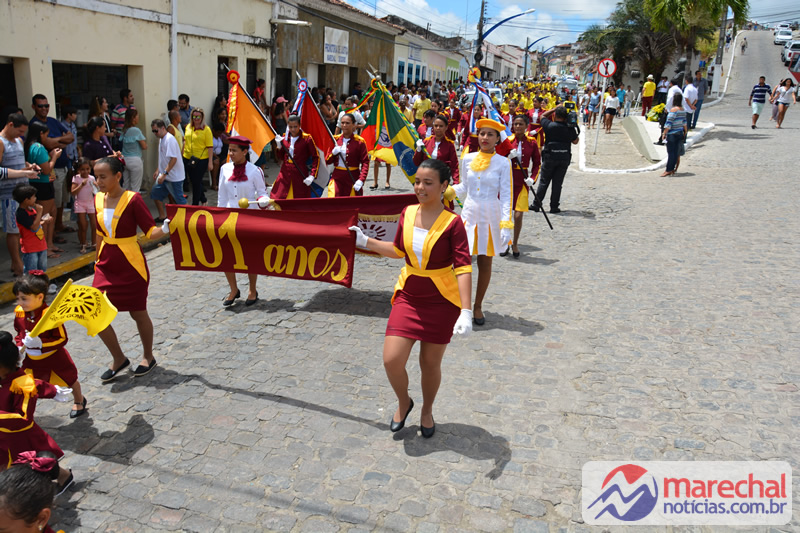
left=598, top=58, right=616, bottom=78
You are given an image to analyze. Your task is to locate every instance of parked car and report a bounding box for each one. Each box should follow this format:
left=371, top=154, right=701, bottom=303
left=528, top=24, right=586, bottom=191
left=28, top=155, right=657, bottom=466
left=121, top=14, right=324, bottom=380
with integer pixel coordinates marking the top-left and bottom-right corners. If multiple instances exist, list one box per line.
left=774, top=30, right=793, bottom=45
left=774, top=23, right=792, bottom=35
left=783, top=41, right=800, bottom=66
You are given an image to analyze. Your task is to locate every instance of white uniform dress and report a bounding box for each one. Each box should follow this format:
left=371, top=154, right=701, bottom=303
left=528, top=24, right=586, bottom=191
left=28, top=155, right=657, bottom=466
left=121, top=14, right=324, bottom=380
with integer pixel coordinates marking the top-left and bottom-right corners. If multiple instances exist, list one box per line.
left=218, top=161, right=269, bottom=209
left=454, top=152, right=513, bottom=256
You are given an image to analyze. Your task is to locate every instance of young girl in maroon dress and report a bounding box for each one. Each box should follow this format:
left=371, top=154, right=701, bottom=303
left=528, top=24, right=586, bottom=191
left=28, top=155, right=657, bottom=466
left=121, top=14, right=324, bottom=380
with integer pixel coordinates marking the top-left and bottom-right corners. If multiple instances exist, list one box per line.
left=350, top=159, right=473, bottom=438
left=13, top=271, right=86, bottom=418
left=0, top=330, right=73, bottom=493
left=92, top=157, right=170, bottom=382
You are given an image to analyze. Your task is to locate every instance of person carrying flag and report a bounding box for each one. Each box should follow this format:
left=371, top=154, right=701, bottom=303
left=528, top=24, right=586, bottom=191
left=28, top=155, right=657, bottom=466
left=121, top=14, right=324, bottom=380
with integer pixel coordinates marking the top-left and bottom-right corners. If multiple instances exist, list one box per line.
left=444, top=98, right=461, bottom=141
left=459, top=104, right=484, bottom=155
left=326, top=114, right=369, bottom=197
left=500, top=115, right=540, bottom=259
left=413, top=114, right=459, bottom=184
left=453, top=119, right=513, bottom=326
left=271, top=115, right=319, bottom=199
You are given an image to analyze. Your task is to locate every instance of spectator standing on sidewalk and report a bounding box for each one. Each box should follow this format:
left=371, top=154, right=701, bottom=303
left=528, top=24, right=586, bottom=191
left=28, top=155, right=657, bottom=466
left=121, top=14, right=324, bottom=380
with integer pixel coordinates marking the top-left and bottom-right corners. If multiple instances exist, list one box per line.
left=682, top=76, right=698, bottom=129
left=748, top=76, right=771, bottom=129
left=691, top=70, right=709, bottom=129
left=624, top=85, right=634, bottom=117
left=120, top=109, right=147, bottom=193
left=110, top=89, right=135, bottom=150
left=656, top=76, right=669, bottom=105
left=178, top=94, right=193, bottom=129
left=58, top=106, right=79, bottom=231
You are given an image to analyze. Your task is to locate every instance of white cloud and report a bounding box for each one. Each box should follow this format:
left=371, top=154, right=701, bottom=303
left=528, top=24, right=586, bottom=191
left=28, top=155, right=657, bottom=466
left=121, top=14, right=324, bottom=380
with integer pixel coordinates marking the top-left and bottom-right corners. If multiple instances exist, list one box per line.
left=484, top=6, right=574, bottom=49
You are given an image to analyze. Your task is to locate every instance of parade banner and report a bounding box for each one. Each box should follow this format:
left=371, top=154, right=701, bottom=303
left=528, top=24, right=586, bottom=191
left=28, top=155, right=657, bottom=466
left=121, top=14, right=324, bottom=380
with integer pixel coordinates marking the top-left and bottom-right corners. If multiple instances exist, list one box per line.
left=165, top=205, right=358, bottom=287
left=271, top=193, right=418, bottom=255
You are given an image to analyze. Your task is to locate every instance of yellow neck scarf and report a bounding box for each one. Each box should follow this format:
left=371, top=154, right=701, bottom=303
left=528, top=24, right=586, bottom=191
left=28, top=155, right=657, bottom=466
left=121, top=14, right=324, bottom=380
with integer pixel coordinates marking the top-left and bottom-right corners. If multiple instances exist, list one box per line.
left=470, top=151, right=494, bottom=172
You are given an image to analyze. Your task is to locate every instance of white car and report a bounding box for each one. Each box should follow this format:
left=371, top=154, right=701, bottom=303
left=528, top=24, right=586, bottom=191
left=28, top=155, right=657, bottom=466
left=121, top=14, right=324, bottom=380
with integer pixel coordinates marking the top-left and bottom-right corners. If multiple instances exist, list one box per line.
left=783, top=41, right=800, bottom=66
left=774, top=23, right=791, bottom=35
left=775, top=30, right=793, bottom=45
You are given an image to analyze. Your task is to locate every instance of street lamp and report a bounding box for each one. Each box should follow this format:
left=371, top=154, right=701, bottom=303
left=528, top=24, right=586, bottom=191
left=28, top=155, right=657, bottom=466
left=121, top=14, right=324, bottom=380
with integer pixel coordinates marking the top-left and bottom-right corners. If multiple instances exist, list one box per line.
left=524, top=35, right=551, bottom=78
left=474, top=5, right=535, bottom=69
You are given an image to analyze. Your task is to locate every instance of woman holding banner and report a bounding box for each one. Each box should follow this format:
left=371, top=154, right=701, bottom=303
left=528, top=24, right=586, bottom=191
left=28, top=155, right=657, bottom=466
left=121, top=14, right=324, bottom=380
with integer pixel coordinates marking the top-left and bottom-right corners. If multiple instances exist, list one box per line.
left=218, top=136, right=270, bottom=306
left=271, top=115, right=320, bottom=199
left=454, top=119, right=513, bottom=326
left=92, top=156, right=170, bottom=382
left=326, top=114, right=369, bottom=197
left=350, top=158, right=473, bottom=438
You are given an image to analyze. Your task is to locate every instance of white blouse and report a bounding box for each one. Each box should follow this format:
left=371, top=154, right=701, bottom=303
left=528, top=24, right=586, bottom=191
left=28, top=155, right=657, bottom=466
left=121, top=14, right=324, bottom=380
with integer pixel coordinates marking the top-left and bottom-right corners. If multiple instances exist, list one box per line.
left=217, top=161, right=269, bottom=209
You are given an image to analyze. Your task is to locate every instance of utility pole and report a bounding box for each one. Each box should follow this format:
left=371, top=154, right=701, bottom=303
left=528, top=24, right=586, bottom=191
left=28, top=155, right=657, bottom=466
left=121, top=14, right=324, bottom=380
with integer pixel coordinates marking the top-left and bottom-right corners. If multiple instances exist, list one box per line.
left=474, top=0, right=486, bottom=68
left=524, top=36, right=529, bottom=78
left=713, top=3, right=726, bottom=95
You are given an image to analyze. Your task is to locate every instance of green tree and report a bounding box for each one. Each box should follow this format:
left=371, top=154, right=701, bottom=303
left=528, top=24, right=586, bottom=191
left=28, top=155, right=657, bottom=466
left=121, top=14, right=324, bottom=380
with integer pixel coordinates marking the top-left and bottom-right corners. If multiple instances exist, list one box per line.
left=645, top=0, right=749, bottom=80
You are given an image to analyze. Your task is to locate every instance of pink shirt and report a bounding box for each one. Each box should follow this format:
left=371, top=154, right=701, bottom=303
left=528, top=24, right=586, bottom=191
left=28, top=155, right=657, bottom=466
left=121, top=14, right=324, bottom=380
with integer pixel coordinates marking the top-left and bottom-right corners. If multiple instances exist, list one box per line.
left=72, top=175, right=97, bottom=205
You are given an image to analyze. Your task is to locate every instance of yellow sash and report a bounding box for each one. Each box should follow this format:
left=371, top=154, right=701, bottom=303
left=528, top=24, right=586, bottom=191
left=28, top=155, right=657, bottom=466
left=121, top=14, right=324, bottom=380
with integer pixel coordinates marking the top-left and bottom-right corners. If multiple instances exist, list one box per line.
left=335, top=166, right=359, bottom=171
left=391, top=205, right=463, bottom=309
left=95, top=191, right=148, bottom=281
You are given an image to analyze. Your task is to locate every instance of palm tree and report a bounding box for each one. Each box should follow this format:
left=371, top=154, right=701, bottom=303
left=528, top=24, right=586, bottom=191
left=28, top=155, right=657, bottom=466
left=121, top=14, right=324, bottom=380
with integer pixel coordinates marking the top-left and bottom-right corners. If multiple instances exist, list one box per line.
left=645, top=0, right=749, bottom=80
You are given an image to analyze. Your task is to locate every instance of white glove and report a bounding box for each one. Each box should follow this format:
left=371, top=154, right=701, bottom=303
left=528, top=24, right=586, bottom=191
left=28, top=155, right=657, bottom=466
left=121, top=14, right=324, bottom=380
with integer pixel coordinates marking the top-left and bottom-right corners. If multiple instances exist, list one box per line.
left=524, top=177, right=534, bottom=187
left=257, top=196, right=270, bottom=208
left=22, top=334, right=42, bottom=351
left=500, top=228, right=513, bottom=249
left=349, top=225, right=368, bottom=248
left=331, top=145, right=343, bottom=156
left=353, top=181, right=363, bottom=192
left=508, top=148, right=520, bottom=160
left=453, top=309, right=473, bottom=337
left=303, top=176, right=314, bottom=186
left=53, top=385, right=73, bottom=402
left=161, top=218, right=171, bottom=234
left=274, top=134, right=284, bottom=144
left=18, top=346, right=25, bottom=366
left=416, top=139, right=425, bottom=152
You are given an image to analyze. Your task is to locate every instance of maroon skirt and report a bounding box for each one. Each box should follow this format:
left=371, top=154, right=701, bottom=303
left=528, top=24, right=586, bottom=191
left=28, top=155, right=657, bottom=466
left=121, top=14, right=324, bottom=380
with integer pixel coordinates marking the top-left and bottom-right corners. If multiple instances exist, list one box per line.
left=385, top=275, right=461, bottom=344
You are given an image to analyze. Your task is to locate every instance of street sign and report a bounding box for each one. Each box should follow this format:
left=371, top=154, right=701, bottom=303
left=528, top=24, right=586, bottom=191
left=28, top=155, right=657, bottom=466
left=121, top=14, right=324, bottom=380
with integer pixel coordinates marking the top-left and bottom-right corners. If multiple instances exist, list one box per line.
left=598, top=58, right=616, bottom=78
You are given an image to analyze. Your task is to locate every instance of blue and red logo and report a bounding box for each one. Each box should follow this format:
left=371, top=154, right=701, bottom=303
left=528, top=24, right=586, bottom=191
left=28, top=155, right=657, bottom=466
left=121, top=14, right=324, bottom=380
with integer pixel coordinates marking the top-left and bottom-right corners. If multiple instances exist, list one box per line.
left=588, top=464, right=659, bottom=521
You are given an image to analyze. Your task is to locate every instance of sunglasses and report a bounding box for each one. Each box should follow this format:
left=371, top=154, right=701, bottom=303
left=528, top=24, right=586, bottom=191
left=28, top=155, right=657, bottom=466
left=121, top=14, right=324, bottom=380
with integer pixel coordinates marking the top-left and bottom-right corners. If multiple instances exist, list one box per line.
left=192, top=115, right=202, bottom=119
left=152, top=129, right=159, bottom=134
left=36, top=104, right=50, bottom=108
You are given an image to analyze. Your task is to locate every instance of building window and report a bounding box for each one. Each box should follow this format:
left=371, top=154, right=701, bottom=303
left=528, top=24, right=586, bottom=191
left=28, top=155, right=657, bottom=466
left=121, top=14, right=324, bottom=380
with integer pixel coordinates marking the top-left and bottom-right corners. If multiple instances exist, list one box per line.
left=415, top=65, right=420, bottom=84
left=421, top=66, right=426, bottom=82
left=398, top=61, right=405, bottom=85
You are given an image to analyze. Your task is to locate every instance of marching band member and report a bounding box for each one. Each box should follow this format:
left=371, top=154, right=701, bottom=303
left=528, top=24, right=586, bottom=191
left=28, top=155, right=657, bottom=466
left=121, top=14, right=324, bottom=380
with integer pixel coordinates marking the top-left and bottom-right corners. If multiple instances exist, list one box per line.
left=0, top=329, right=73, bottom=492
left=459, top=104, right=484, bottom=156
left=445, top=98, right=461, bottom=141
left=417, top=110, right=435, bottom=140
left=454, top=119, right=513, bottom=326
left=527, top=98, right=546, bottom=147
left=501, top=115, right=541, bottom=258
left=92, top=156, right=170, bottom=382
left=349, top=158, right=473, bottom=439
left=270, top=115, right=319, bottom=200
left=13, top=271, right=86, bottom=418
left=218, top=136, right=270, bottom=307
left=326, top=114, right=369, bottom=197
left=413, top=114, right=459, bottom=184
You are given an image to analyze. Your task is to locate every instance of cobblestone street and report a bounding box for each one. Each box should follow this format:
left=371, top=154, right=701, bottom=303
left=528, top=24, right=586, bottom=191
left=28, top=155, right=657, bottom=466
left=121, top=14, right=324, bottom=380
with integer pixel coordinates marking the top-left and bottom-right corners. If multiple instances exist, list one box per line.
left=1, top=31, right=797, bottom=532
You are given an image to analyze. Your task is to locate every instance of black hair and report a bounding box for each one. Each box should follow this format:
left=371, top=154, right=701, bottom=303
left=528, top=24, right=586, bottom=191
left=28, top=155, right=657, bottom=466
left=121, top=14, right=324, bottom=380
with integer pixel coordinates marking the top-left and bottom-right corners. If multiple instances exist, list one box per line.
left=423, top=109, right=436, bottom=119
left=12, top=183, right=37, bottom=204
left=31, top=94, right=47, bottom=105
left=513, top=114, right=530, bottom=126
left=86, top=116, right=105, bottom=136
left=0, top=331, right=19, bottom=372
left=120, top=88, right=132, bottom=101
left=96, top=155, right=126, bottom=175
left=554, top=106, right=569, bottom=120
left=0, top=461, right=56, bottom=524
left=73, top=157, right=92, bottom=172
left=287, top=115, right=300, bottom=124
left=24, top=121, right=49, bottom=158
left=340, top=113, right=356, bottom=125
left=418, top=158, right=451, bottom=185
left=178, top=94, right=190, bottom=103
left=13, top=271, right=49, bottom=298
left=672, top=93, right=683, bottom=107
left=167, top=99, right=178, bottom=111
left=433, top=114, right=449, bottom=126
left=62, top=105, right=77, bottom=117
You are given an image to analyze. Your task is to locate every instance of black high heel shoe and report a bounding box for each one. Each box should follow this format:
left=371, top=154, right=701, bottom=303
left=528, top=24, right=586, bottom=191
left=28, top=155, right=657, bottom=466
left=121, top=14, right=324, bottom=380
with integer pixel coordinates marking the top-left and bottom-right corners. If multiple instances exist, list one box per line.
left=421, top=417, right=435, bottom=438
left=390, top=399, right=414, bottom=432
left=223, top=289, right=240, bottom=306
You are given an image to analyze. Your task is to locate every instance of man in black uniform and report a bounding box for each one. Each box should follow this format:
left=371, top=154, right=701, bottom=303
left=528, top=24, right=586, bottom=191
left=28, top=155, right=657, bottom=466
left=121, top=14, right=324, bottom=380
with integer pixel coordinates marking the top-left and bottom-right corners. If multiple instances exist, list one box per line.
left=531, top=105, right=579, bottom=214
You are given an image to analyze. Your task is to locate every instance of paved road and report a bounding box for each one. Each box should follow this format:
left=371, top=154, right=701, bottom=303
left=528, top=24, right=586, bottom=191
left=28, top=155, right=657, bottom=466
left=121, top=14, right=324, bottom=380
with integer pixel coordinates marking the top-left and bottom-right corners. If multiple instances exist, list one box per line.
left=3, top=30, right=798, bottom=532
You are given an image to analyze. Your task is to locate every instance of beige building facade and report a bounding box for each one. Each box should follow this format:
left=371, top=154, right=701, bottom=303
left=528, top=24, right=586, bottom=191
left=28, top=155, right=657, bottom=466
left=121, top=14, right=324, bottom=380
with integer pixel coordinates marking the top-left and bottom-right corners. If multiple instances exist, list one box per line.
left=1, top=0, right=274, bottom=181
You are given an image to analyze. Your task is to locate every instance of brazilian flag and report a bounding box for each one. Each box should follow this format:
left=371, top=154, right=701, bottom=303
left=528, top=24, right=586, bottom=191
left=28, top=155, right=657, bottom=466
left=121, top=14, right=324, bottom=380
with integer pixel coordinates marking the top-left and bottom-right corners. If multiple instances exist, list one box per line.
left=360, top=79, right=422, bottom=184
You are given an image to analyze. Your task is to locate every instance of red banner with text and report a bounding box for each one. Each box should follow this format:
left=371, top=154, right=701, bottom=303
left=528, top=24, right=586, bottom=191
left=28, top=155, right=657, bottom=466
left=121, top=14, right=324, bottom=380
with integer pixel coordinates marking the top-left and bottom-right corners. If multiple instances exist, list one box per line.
left=165, top=206, right=358, bottom=287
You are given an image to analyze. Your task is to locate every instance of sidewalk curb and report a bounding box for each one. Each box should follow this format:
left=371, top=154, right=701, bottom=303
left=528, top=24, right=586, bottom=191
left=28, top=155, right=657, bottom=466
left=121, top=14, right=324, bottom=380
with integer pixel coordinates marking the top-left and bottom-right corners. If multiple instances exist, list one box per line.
left=577, top=30, right=742, bottom=174
left=0, top=233, right=170, bottom=305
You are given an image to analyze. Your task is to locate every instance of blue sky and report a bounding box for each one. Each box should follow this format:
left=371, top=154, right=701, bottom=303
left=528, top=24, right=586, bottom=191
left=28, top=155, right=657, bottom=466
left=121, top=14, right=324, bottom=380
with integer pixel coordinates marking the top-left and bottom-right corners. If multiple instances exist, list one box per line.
left=343, top=0, right=800, bottom=51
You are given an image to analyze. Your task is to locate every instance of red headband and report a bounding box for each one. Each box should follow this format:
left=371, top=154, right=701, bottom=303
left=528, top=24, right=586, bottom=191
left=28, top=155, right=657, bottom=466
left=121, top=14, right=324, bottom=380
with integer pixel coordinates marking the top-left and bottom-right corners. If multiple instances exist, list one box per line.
left=13, top=451, right=57, bottom=473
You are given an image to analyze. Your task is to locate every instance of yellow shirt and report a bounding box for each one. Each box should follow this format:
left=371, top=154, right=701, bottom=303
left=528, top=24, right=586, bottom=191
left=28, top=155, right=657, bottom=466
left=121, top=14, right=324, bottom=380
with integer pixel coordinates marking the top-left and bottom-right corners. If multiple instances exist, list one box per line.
left=183, top=124, right=213, bottom=160
left=643, top=81, right=656, bottom=98
left=402, top=107, right=414, bottom=123
left=412, top=98, right=432, bottom=120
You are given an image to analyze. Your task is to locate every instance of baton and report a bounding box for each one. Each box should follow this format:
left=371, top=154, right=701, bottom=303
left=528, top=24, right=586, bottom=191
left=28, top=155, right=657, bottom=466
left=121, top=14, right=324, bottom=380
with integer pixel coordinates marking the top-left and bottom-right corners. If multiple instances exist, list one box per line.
left=513, top=154, right=553, bottom=231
